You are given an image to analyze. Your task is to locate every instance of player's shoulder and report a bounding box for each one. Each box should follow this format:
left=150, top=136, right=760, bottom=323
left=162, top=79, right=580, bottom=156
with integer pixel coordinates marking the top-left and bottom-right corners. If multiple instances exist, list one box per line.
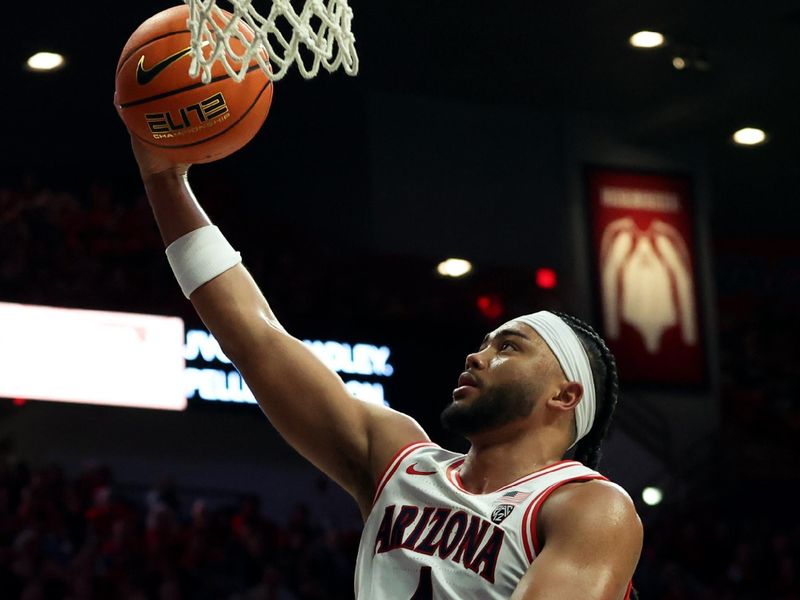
left=534, top=478, right=643, bottom=573
left=542, top=478, right=641, bottom=535
left=548, top=478, right=636, bottom=512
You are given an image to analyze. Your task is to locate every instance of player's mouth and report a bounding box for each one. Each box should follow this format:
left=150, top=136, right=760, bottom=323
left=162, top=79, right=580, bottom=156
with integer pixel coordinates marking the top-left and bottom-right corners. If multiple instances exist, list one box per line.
left=453, top=371, right=480, bottom=398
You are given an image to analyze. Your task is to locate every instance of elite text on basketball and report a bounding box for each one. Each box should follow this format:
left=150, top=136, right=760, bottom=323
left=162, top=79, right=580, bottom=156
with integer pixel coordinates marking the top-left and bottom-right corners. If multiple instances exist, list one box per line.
left=145, top=92, right=229, bottom=139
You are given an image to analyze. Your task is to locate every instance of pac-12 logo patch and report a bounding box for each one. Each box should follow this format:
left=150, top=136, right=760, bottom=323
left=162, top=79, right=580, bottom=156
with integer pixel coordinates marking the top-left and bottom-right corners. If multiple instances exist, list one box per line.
left=491, top=504, right=514, bottom=524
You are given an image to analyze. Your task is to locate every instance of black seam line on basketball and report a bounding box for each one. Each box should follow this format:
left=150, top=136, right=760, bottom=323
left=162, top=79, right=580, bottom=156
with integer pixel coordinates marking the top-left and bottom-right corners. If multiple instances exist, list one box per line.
left=163, top=79, right=271, bottom=149
left=130, top=129, right=165, bottom=149
left=116, top=30, right=190, bottom=77
left=118, top=64, right=262, bottom=109
left=136, top=46, right=194, bottom=86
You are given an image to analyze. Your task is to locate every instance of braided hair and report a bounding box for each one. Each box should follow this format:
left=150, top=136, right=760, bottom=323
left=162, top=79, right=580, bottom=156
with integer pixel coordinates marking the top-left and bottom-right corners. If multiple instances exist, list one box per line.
left=551, top=312, right=620, bottom=471
left=553, top=312, right=639, bottom=600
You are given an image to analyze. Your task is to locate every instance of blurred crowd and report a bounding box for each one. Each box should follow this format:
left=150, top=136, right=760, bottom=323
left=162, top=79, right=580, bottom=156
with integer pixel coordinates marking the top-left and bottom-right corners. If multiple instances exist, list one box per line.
left=0, top=176, right=165, bottom=312
left=715, top=239, right=800, bottom=479
left=636, top=502, right=799, bottom=600
left=0, top=458, right=358, bottom=600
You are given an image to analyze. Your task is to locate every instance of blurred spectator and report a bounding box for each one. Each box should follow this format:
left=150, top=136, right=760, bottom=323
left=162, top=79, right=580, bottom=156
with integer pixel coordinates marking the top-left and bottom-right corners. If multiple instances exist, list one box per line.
left=0, top=458, right=363, bottom=599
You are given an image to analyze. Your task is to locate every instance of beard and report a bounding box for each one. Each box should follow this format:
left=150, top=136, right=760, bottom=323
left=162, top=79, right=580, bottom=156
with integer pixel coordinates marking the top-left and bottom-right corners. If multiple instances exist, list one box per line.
left=440, top=382, right=536, bottom=437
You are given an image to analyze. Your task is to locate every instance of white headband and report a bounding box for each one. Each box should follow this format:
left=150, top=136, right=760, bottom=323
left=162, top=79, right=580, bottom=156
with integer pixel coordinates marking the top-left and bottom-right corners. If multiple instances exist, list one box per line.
left=510, top=311, right=596, bottom=449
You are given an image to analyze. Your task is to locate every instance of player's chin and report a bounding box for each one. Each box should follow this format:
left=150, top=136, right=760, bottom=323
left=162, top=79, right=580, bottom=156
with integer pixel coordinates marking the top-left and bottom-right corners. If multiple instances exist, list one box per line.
left=440, top=396, right=484, bottom=436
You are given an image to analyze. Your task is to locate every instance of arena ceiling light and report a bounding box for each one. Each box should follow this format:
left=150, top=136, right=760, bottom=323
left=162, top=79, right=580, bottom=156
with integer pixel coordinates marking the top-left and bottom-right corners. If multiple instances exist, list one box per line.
left=629, top=31, right=665, bottom=48
left=642, top=486, right=663, bottom=506
left=437, top=258, right=472, bottom=278
left=672, top=56, right=687, bottom=70
left=26, top=51, right=65, bottom=72
left=732, top=127, right=767, bottom=146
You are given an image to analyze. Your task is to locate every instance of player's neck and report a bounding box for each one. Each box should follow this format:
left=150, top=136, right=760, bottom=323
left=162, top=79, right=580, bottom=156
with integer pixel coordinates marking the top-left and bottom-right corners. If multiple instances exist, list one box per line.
left=458, top=425, right=569, bottom=494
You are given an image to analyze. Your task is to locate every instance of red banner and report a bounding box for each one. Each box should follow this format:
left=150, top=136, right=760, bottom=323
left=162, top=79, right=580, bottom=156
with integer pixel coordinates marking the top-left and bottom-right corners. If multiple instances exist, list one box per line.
left=586, top=169, right=705, bottom=385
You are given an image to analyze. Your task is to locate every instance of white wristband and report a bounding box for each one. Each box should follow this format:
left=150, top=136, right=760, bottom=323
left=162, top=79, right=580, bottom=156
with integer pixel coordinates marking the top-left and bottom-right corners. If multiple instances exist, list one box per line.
left=165, top=225, right=242, bottom=298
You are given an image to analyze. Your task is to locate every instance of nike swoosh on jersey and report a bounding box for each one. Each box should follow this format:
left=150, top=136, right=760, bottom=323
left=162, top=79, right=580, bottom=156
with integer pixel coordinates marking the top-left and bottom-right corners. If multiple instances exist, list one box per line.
left=136, top=46, right=194, bottom=85
left=405, top=463, right=437, bottom=476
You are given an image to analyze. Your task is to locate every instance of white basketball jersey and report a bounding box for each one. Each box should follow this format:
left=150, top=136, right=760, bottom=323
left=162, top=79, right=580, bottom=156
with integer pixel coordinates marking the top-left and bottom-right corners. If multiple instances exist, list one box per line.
left=355, top=442, right=622, bottom=600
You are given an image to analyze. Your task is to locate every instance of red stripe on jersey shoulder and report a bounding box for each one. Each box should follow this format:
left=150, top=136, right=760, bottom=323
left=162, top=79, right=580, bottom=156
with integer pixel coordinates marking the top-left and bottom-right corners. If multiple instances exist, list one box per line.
left=496, top=460, right=582, bottom=492
left=445, top=459, right=581, bottom=496
left=529, top=475, right=608, bottom=556
left=624, top=579, right=633, bottom=600
left=520, top=487, right=551, bottom=562
left=372, top=441, right=437, bottom=506
left=445, top=459, right=466, bottom=491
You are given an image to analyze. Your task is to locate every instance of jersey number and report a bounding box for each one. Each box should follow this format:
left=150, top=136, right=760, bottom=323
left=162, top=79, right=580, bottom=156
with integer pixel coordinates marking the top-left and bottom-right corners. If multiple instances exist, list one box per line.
left=410, top=566, right=433, bottom=600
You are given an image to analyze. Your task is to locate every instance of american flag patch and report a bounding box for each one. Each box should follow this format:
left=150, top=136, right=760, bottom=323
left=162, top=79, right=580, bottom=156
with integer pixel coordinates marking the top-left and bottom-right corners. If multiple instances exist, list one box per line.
left=500, top=490, right=531, bottom=505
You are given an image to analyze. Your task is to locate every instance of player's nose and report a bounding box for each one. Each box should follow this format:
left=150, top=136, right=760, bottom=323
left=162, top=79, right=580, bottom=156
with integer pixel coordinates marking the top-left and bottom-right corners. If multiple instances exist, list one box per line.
left=465, top=350, right=486, bottom=371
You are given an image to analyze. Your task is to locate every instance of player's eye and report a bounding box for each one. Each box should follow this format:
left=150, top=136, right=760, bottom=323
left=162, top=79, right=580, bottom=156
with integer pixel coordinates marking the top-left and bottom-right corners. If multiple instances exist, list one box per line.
left=499, top=341, right=515, bottom=351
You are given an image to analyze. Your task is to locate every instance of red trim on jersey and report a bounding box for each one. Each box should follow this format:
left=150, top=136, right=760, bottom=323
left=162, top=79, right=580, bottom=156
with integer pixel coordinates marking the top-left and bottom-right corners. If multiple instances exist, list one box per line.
left=520, top=487, right=551, bottom=562
left=445, top=458, right=466, bottom=488
left=529, top=475, right=608, bottom=556
left=453, top=466, right=467, bottom=490
left=497, top=461, right=581, bottom=492
left=372, top=441, right=436, bottom=506
left=445, top=459, right=581, bottom=496
left=624, top=579, right=633, bottom=600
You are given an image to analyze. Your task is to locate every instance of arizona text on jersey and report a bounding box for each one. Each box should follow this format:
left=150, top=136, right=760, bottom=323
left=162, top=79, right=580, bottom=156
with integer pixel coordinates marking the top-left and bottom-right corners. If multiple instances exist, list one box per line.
left=355, top=442, right=628, bottom=599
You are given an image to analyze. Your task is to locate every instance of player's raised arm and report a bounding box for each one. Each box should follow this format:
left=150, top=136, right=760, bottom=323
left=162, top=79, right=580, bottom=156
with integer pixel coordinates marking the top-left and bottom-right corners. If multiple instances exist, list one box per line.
left=130, top=138, right=428, bottom=515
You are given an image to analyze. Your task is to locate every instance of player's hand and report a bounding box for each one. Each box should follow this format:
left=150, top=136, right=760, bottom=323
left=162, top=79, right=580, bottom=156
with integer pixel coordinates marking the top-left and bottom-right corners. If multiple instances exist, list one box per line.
left=130, top=136, right=190, bottom=182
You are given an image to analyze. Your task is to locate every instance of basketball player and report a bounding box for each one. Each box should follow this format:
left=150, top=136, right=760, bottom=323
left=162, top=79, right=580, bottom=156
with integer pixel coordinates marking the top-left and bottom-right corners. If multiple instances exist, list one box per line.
left=129, top=138, right=643, bottom=599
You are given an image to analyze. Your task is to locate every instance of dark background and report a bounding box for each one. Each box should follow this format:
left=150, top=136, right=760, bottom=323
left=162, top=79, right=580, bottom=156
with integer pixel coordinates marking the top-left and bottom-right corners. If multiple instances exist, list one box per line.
left=7, top=0, right=800, bottom=236
left=0, top=1, right=798, bottom=599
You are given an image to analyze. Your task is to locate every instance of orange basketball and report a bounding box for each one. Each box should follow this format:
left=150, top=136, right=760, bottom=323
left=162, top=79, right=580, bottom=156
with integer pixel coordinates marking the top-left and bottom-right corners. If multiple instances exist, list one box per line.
left=114, top=5, right=273, bottom=164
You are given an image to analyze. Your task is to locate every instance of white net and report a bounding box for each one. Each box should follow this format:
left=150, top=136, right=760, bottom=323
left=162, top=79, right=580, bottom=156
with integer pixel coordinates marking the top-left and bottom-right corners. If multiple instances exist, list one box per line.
left=185, top=0, right=359, bottom=83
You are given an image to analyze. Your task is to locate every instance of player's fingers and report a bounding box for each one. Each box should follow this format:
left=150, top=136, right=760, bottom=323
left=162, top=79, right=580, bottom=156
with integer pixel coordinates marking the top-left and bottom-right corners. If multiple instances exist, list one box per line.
left=130, top=136, right=190, bottom=180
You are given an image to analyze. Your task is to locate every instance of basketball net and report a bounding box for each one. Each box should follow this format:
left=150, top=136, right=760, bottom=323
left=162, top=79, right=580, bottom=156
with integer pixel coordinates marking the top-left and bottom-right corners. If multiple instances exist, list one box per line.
left=184, top=0, right=358, bottom=82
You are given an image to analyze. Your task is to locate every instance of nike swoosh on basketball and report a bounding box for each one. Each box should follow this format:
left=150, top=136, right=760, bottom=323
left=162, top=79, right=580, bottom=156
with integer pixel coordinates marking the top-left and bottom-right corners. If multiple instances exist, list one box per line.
left=406, top=463, right=436, bottom=476
left=136, top=46, right=194, bottom=85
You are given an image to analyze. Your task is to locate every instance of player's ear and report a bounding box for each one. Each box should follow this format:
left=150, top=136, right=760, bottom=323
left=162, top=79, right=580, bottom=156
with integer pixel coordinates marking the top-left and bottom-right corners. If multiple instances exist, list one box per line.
left=547, top=381, right=583, bottom=413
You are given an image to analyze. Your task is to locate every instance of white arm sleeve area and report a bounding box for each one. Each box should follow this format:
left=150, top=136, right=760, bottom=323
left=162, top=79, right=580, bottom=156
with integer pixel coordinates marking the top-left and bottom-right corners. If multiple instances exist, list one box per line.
left=165, top=225, right=242, bottom=299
